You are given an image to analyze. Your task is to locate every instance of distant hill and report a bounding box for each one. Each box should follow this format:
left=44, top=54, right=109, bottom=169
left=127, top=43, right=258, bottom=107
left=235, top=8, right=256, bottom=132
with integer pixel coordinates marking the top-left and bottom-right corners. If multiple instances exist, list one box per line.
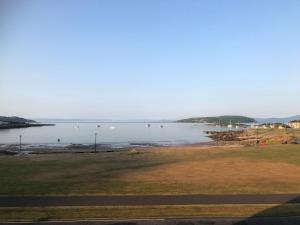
left=177, top=115, right=256, bottom=125
left=256, top=115, right=300, bottom=124
left=0, top=116, right=35, bottom=124
left=35, top=118, right=173, bottom=123
left=0, top=116, right=55, bottom=129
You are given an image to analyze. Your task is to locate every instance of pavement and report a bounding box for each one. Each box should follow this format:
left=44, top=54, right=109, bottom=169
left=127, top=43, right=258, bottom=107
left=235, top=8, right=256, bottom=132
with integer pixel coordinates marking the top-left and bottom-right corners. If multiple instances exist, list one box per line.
left=1, top=194, right=300, bottom=207
left=2, top=194, right=300, bottom=224
left=1, top=217, right=300, bottom=225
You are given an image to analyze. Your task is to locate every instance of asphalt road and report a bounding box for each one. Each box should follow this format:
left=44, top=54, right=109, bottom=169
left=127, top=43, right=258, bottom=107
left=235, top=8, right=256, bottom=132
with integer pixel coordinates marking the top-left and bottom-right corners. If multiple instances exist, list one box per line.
left=1, top=194, right=300, bottom=207
left=1, top=217, right=300, bottom=225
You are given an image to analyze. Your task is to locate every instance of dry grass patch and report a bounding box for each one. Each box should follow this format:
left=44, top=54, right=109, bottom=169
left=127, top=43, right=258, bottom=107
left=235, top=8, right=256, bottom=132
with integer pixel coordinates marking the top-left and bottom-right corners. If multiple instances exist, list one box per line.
left=1, top=144, right=300, bottom=195
left=2, top=204, right=300, bottom=221
left=123, top=158, right=300, bottom=184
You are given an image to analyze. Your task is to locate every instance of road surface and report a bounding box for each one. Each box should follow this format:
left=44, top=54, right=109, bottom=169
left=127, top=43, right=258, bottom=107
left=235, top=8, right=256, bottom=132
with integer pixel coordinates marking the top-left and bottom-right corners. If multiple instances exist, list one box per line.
left=1, top=217, right=300, bottom=225
left=1, top=194, right=300, bottom=207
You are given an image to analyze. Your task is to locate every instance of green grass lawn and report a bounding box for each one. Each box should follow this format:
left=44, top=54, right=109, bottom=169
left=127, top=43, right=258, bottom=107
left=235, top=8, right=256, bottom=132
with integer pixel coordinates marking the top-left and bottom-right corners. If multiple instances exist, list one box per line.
left=0, top=144, right=300, bottom=195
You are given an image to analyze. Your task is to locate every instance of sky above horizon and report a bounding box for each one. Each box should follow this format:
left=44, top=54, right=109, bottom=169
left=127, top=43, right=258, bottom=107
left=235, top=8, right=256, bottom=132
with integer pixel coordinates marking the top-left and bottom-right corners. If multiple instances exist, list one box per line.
left=1, top=0, right=300, bottom=120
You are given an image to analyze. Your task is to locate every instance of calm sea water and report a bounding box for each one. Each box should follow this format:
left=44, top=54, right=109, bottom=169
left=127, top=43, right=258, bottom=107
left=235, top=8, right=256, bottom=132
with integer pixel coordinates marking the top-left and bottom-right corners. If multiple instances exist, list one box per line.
left=0, top=120, right=227, bottom=147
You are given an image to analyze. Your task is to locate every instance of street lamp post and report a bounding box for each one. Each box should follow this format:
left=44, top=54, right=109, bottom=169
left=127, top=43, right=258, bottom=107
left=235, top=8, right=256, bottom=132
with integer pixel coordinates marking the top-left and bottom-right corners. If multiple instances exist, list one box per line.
left=19, top=135, right=22, bottom=152
left=256, top=128, right=258, bottom=147
left=94, top=132, right=97, bottom=153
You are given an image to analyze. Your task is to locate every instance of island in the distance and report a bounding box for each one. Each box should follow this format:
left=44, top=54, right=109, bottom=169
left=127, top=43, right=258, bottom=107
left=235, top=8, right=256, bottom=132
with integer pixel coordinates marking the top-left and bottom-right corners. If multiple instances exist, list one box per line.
left=0, top=116, right=55, bottom=129
left=177, top=115, right=256, bottom=126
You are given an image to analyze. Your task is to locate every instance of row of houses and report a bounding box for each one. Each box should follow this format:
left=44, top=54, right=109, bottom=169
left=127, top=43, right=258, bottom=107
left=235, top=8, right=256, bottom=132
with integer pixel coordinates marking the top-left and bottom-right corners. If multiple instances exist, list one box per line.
left=253, top=123, right=290, bottom=129
left=288, top=120, right=300, bottom=129
left=253, top=120, right=300, bottom=129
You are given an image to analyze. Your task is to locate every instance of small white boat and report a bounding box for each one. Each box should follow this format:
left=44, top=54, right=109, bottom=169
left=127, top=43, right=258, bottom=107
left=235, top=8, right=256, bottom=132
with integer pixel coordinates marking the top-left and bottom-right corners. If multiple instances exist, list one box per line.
left=109, top=126, right=116, bottom=130
left=228, top=120, right=232, bottom=129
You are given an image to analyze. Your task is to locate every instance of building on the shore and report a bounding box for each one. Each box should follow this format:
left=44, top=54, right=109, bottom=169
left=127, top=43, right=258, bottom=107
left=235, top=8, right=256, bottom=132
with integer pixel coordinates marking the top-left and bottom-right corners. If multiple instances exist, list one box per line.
left=278, top=124, right=286, bottom=129
left=256, top=123, right=290, bottom=129
left=288, top=120, right=300, bottom=129
left=0, top=121, right=8, bottom=125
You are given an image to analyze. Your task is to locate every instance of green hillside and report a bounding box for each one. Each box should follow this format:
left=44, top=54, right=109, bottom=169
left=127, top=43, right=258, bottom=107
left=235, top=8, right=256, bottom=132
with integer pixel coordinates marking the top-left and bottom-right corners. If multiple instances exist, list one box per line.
left=177, top=115, right=256, bottom=125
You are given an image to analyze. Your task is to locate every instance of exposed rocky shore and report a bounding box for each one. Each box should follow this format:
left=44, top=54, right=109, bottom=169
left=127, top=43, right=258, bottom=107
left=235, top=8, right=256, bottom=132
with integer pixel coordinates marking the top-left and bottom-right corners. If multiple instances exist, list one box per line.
left=206, top=130, right=251, bottom=141
left=206, top=129, right=300, bottom=146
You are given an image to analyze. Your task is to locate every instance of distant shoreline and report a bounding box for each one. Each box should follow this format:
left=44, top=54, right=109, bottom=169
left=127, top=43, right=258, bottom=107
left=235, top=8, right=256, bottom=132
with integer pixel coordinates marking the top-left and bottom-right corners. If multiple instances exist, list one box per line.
left=0, top=141, right=218, bottom=155
left=0, top=123, right=55, bottom=130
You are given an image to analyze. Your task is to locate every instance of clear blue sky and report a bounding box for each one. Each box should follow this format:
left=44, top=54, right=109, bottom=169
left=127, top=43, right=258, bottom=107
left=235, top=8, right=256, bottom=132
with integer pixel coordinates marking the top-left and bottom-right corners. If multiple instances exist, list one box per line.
left=1, top=0, right=300, bottom=119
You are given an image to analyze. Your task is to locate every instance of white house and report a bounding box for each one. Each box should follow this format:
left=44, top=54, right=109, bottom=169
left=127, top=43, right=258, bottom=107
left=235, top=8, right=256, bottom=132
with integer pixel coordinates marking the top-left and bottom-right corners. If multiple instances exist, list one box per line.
left=288, top=120, right=300, bottom=129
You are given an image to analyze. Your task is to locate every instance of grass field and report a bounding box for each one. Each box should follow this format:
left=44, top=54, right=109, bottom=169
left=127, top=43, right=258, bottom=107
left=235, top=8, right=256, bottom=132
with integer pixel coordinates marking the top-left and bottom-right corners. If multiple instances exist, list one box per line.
left=248, top=128, right=300, bottom=144
left=2, top=204, right=300, bottom=221
left=1, top=144, right=300, bottom=195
